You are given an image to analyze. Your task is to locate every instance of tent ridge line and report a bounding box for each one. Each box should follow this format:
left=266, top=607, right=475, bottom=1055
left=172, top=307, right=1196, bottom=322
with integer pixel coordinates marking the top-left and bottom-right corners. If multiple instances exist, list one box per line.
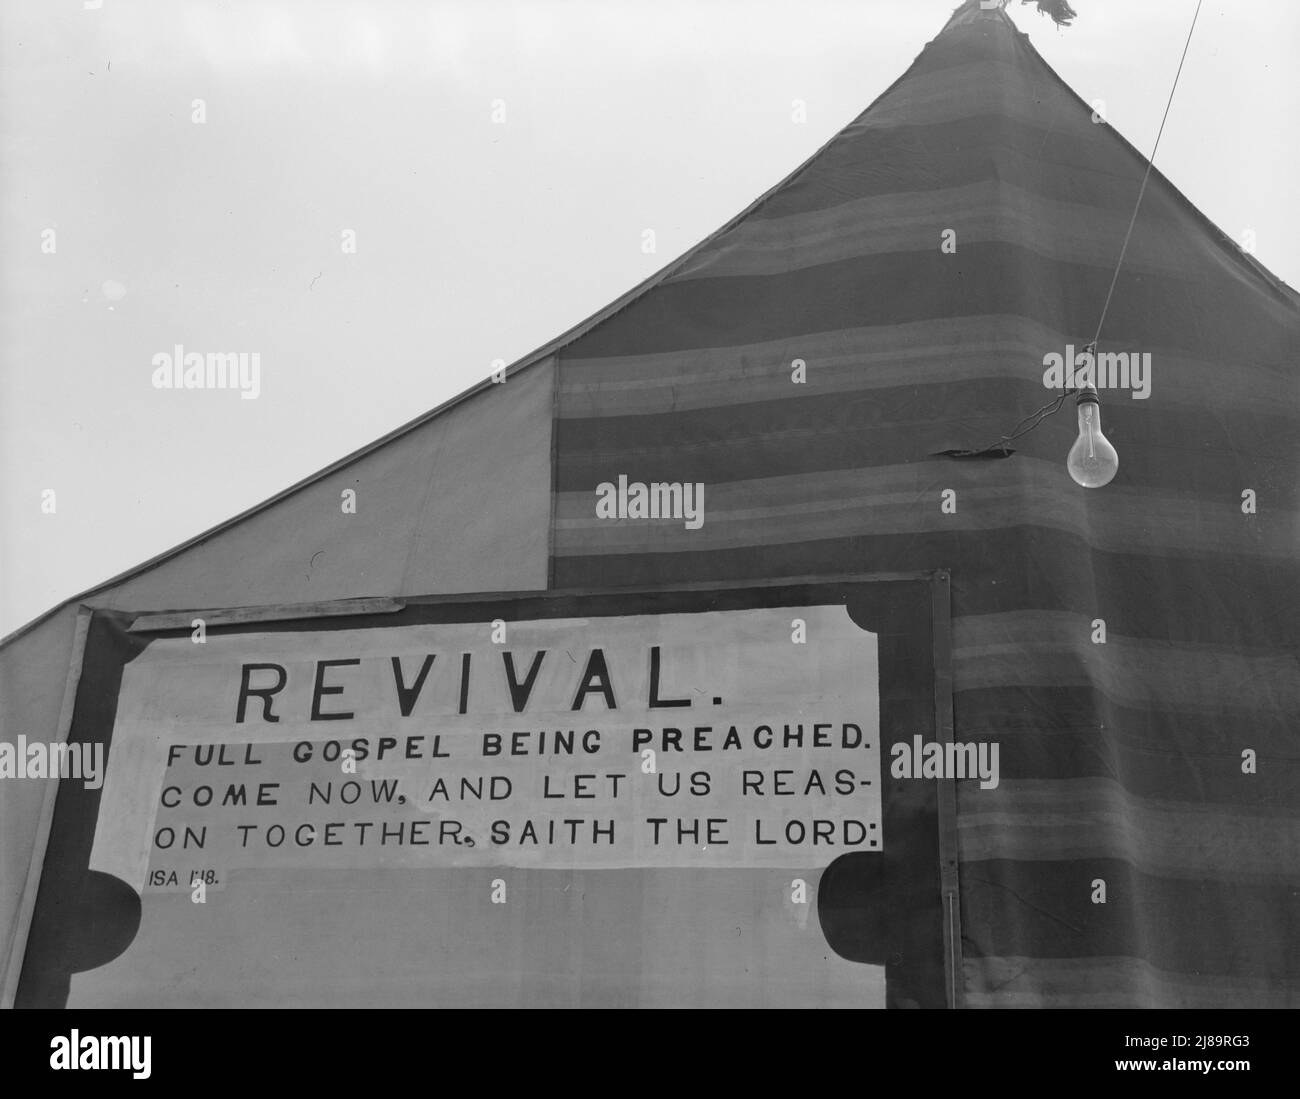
left=127, top=597, right=407, bottom=633
left=0, top=20, right=950, bottom=653
left=7, top=10, right=1292, bottom=653
left=1005, top=9, right=1300, bottom=311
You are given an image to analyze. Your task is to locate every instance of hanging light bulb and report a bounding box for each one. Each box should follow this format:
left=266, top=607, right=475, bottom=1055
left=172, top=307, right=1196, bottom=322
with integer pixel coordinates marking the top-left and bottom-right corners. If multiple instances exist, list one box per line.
left=1067, top=387, right=1118, bottom=488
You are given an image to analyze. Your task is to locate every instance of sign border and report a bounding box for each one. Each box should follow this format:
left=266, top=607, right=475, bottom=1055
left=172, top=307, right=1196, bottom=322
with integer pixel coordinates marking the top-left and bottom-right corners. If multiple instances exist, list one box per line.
left=16, top=570, right=960, bottom=1008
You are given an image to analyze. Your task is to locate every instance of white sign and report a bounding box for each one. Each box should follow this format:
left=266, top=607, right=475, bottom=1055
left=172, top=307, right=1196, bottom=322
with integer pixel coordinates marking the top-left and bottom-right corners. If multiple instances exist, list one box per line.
left=90, top=604, right=881, bottom=887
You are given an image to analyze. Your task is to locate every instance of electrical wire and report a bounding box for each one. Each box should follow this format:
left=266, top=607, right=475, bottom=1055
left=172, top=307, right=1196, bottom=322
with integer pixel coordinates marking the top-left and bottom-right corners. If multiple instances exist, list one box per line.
left=947, top=0, right=1204, bottom=459
left=1091, top=0, right=1203, bottom=351
left=943, top=391, right=1071, bottom=459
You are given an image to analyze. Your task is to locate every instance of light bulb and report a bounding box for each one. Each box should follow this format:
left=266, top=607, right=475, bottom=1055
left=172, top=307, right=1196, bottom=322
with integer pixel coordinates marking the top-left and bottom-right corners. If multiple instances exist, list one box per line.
left=1067, top=395, right=1118, bottom=488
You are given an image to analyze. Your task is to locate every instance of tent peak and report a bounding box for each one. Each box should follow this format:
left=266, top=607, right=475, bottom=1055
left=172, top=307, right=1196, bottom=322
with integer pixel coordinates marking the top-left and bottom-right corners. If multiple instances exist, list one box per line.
left=944, top=0, right=1013, bottom=31
left=956, top=1, right=1082, bottom=29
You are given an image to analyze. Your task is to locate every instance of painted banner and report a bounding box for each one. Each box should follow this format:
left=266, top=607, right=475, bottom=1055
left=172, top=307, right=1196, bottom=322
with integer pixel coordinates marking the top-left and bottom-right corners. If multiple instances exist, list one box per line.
left=20, top=578, right=950, bottom=1009
left=92, top=605, right=881, bottom=890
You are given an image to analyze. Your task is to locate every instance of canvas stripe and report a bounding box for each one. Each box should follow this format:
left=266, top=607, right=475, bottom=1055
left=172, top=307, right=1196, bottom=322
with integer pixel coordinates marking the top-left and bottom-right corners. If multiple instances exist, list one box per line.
left=954, top=780, right=1300, bottom=880
left=951, top=610, right=1300, bottom=714
left=552, top=530, right=1299, bottom=655
left=553, top=462, right=1298, bottom=560
left=961, top=858, right=1293, bottom=973
left=556, top=316, right=1295, bottom=420
left=563, top=243, right=1297, bottom=363
left=941, top=707, right=1295, bottom=803
left=749, top=114, right=1173, bottom=220
left=669, top=179, right=1239, bottom=283
left=554, top=389, right=1293, bottom=500
left=963, top=956, right=1297, bottom=1008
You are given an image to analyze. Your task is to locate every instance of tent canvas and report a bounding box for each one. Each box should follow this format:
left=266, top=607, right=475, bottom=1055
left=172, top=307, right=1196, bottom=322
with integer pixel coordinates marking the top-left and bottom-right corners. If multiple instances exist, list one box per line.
left=2, top=0, right=1297, bottom=1007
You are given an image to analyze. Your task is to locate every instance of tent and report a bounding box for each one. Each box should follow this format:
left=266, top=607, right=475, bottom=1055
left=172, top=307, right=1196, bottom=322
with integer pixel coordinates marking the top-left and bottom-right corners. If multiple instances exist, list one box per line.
left=2, top=0, right=1296, bottom=1008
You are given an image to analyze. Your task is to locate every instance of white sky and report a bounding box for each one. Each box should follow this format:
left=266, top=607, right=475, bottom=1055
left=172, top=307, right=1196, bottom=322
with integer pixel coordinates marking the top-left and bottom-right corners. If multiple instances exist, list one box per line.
left=2, top=0, right=1296, bottom=637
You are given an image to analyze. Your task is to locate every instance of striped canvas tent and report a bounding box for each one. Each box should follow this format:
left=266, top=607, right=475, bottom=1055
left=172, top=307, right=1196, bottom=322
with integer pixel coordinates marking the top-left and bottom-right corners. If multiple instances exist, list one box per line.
left=2, top=0, right=1296, bottom=1006
left=551, top=1, right=1300, bottom=1005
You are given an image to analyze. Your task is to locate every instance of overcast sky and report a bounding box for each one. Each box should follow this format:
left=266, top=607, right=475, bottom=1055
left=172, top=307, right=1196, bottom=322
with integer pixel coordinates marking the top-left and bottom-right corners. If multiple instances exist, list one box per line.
left=2, top=0, right=1296, bottom=638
